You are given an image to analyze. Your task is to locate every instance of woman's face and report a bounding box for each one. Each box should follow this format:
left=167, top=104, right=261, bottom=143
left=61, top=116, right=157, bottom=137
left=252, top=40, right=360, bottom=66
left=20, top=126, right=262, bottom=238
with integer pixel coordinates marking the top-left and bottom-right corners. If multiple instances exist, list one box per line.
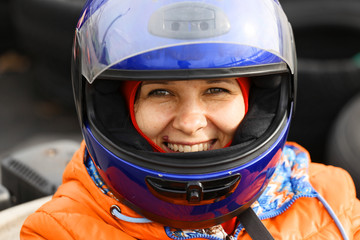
left=134, top=79, right=245, bottom=153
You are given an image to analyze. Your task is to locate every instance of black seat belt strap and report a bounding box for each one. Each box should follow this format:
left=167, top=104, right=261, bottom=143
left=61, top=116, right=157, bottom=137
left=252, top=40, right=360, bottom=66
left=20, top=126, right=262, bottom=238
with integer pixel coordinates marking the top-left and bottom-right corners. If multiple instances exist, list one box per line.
left=238, top=207, right=274, bottom=240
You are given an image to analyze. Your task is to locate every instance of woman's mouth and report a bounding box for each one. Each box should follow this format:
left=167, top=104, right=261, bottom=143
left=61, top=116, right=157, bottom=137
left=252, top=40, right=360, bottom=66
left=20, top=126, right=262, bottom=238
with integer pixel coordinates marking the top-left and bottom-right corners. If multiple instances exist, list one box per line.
left=165, top=141, right=215, bottom=153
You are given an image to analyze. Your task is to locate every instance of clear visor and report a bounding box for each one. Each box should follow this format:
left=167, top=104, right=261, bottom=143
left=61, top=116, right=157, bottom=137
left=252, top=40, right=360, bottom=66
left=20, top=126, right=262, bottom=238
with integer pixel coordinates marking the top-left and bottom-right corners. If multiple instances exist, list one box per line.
left=77, top=0, right=294, bottom=83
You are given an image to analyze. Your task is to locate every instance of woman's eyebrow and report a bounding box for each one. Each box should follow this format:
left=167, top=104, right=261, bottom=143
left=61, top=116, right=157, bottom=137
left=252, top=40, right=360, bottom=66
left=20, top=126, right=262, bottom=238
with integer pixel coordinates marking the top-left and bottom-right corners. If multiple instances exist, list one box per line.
left=206, top=79, right=237, bottom=85
left=141, top=81, right=171, bottom=86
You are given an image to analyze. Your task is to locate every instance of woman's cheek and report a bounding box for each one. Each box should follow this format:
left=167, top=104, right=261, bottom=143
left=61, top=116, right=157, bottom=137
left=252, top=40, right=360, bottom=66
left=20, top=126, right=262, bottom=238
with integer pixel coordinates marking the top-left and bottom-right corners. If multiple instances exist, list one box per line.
left=135, top=103, right=172, bottom=138
left=211, top=99, right=245, bottom=132
left=135, top=103, right=154, bottom=136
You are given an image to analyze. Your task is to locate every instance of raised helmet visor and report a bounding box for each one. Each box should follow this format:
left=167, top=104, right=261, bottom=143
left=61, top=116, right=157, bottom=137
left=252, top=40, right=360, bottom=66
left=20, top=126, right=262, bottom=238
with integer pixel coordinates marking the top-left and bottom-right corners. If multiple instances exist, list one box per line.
left=76, top=0, right=295, bottom=83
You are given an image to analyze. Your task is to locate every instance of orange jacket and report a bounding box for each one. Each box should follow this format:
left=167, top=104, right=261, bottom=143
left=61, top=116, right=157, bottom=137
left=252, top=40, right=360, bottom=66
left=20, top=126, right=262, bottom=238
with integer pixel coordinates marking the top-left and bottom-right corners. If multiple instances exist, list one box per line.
left=21, top=142, right=360, bottom=239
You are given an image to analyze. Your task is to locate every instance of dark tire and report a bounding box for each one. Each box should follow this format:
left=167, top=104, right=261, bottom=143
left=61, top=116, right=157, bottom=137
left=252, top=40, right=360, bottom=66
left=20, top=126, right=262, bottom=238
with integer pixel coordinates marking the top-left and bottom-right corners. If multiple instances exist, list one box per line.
left=325, top=94, right=360, bottom=198
left=282, top=0, right=360, bottom=162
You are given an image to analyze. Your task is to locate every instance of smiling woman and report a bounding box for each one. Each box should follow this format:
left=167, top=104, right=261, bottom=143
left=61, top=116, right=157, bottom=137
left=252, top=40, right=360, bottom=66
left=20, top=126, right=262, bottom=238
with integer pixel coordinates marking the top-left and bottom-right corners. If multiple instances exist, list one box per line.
left=124, top=78, right=250, bottom=153
left=136, top=79, right=244, bottom=152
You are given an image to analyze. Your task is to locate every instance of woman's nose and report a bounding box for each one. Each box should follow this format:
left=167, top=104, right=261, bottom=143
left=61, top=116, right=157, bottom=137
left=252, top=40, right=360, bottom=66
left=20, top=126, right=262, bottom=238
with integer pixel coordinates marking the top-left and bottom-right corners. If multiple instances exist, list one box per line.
left=172, top=102, right=207, bottom=135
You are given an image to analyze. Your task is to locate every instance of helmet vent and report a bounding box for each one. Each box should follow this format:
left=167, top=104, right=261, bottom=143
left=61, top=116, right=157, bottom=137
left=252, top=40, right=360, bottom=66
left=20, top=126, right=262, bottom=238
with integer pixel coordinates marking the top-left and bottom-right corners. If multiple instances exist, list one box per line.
left=148, top=2, right=230, bottom=39
left=146, top=174, right=241, bottom=205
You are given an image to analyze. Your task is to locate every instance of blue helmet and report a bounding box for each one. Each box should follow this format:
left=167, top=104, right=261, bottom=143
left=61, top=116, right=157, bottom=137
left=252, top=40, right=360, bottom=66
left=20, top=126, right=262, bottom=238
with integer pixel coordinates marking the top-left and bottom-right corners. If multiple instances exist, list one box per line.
left=72, top=0, right=297, bottom=228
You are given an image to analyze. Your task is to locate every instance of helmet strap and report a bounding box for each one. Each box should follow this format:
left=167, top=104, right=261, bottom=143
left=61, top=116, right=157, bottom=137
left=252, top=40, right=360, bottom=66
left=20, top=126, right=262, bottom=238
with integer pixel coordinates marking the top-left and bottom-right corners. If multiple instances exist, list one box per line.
left=238, top=207, right=274, bottom=240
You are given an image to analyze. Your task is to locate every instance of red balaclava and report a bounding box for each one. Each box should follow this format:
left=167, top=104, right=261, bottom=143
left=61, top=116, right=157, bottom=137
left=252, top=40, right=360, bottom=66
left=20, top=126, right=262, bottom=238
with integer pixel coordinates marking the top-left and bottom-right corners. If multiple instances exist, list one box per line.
left=122, top=78, right=250, bottom=152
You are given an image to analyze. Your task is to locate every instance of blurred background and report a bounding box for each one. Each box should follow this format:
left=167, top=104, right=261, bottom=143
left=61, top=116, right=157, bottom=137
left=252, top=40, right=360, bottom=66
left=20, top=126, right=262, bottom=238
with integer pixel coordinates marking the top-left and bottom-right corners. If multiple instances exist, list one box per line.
left=0, top=0, right=360, bottom=218
left=0, top=0, right=85, bottom=154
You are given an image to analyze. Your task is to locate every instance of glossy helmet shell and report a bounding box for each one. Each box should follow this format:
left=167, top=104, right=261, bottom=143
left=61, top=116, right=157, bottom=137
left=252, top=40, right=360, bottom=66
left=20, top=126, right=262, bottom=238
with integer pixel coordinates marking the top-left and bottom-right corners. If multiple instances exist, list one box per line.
left=71, top=0, right=297, bottom=228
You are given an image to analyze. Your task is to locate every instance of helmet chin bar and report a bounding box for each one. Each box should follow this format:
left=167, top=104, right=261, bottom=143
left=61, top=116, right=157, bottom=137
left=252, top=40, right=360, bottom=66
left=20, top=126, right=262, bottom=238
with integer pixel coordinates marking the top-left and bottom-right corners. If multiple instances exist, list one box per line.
left=96, top=152, right=272, bottom=229
left=115, top=184, right=266, bottom=229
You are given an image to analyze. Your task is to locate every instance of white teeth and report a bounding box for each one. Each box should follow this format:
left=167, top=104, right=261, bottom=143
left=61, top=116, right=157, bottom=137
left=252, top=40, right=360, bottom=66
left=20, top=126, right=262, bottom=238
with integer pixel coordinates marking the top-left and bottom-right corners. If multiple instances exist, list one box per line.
left=199, top=143, right=204, bottom=151
left=184, top=145, right=191, bottom=152
left=191, top=145, right=198, bottom=152
left=168, top=143, right=210, bottom=152
left=204, top=143, right=208, bottom=151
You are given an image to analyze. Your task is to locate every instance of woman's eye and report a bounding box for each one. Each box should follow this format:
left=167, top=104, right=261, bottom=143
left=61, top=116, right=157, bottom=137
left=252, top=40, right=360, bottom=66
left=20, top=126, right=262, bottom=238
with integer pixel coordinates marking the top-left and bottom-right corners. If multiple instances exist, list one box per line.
left=148, top=89, right=170, bottom=97
left=206, top=88, right=229, bottom=94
